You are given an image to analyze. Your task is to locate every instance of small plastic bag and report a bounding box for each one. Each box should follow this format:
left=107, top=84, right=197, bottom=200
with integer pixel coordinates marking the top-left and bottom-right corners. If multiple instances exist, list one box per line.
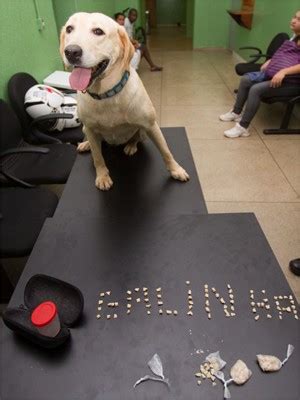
left=214, top=360, right=251, bottom=398
left=134, top=353, right=170, bottom=388
left=148, top=353, right=166, bottom=379
left=206, top=351, right=226, bottom=372
left=257, top=344, right=294, bottom=372
left=230, top=360, right=252, bottom=385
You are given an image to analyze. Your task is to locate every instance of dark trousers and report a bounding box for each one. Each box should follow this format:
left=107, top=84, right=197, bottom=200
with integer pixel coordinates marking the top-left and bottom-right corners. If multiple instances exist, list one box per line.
left=233, top=75, right=271, bottom=128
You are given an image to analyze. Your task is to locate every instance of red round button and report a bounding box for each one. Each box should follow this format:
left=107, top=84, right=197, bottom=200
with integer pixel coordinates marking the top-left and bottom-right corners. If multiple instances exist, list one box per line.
left=31, top=301, right=57, bottom=327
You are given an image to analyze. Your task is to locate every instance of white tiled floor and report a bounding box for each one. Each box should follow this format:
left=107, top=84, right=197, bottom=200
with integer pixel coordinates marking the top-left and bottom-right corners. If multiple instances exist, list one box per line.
left=138, top=26, right=300, bottom=301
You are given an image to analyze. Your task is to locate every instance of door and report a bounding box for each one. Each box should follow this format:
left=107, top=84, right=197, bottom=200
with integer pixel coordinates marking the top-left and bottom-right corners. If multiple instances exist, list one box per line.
left=145, top=0, right=157, bottom=28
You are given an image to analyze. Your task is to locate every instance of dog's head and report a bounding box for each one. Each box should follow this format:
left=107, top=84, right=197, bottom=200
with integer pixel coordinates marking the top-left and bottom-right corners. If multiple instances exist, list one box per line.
left=60, top=12, right=134, bottom=91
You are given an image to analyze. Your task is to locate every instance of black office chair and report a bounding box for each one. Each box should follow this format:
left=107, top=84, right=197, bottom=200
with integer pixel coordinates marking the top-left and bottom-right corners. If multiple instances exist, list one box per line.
left=235, top=33, right=289, bottom=76
left=0, top=187, right=58, bottom=258
left=8, top=72, right=84, bottom=145
left=0, top=99, right=77, bottom=186
left=261, top=81, right=300, bottom=135
left=0, top=184, right=58, bottom=302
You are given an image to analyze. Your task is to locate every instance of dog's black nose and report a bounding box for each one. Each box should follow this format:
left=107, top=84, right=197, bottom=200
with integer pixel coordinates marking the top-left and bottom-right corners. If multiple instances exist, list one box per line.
left=64, top=45, right=83, bottom=64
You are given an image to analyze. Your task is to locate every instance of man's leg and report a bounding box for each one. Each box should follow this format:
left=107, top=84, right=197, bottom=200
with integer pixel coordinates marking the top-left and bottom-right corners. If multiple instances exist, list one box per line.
left=140, top=44, right=163, bottom=71
left=232, top=75, right=256, bottom=115
left=223, top=79, right=271, bottom=138
left=239, top=81, right=271, bottom=128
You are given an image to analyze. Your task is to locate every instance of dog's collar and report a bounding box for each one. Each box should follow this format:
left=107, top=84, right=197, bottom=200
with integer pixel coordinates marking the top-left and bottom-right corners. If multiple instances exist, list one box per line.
left=86, top=70, right=130, bottom=100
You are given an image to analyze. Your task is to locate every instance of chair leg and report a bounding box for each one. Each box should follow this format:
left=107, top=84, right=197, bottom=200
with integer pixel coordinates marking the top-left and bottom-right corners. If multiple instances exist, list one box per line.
left=264, top=128, right=300, bottom=134
left=264, top=103, right=300, bottom=135
left=280, top=103, right=294, bottom=129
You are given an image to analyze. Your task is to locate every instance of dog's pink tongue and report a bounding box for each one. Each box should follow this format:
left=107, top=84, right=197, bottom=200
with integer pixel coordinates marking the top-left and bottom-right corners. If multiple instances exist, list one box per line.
left=69, top=67, right=92, bottom=91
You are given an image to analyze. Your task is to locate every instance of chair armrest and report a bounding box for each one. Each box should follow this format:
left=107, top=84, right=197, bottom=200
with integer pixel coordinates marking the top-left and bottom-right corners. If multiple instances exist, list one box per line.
left=30, top=129, right=62, bottom=144
left=248, top=53, right=269, bottom=59
left=239, top=47, right=265, bottom=64
left=0, top=146, right=49, bottom=161
left=0, top=146, right=49, bottom=188
left=239, top=46, right=262, bottom=53
left=284, top=74, right=300, bottom=79
left=245, top=53, right=269, bottom=63
left=0, top=170, right=35, bottom=188
left=30, top=113, right=73, bottom=129
left=29, top=113, right=73, bottom=144
left=282, top=74, right=300, bottom=86
left=289, top=95, right=300, bottom=104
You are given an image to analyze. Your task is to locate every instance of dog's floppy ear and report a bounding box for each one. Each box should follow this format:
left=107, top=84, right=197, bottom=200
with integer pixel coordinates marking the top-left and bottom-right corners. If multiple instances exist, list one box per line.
left=118, top=26, right=135, bottom=70
left=59, top=27, right=66, bottom=58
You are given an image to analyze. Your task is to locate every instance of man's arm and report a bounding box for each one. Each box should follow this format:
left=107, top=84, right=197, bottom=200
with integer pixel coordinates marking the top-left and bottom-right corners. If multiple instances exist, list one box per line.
left=261, top=59, right=271, bottom=71
left=124, top=18, right=133, bottom=39
left=270, top=64, right=300, bottom=88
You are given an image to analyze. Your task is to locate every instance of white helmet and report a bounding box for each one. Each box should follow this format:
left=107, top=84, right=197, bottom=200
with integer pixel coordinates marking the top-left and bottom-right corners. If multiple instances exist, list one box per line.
left=24, top=84, right=80, bottom=131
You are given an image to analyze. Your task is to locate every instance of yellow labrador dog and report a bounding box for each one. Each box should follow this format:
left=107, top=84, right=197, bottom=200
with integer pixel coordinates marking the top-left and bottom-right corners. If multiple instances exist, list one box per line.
left=60, top=12, right=189, bottom=190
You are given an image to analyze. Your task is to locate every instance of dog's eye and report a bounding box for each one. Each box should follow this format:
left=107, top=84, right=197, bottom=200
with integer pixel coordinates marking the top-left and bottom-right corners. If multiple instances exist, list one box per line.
left=66, top=25, right=73, bottom=34
left=93, top=28, right=105, bottom=36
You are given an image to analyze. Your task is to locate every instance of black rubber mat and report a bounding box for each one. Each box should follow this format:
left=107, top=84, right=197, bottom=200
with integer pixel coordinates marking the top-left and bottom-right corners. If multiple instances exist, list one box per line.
left=54, top=127, right=207, bottom=218
left=1, top=214, right=299, bottom=400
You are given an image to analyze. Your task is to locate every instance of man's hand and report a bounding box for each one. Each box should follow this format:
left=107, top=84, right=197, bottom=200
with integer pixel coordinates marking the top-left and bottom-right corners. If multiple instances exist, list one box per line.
left=131, top=39, right=140, bottom=49
left=270, top=70, right=286, bottom=88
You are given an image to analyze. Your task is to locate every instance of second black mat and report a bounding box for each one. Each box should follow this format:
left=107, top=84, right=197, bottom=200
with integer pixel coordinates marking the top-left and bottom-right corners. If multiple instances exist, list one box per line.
left=1, top=214, right=299, bottom=400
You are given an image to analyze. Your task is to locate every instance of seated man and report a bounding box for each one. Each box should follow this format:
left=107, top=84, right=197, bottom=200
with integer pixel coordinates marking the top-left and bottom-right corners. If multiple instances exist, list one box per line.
left=123, top=8, right=163, bottom=72
left=115, top=12, right=141, bottom=70
left=219, top=10, right=300, bottom=138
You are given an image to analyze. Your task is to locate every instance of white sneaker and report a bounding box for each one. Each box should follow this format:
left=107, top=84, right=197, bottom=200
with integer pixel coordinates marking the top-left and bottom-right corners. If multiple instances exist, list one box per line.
left=219, top=110, right=241, bottom=122
left=224, top=123, right=250, bottom=138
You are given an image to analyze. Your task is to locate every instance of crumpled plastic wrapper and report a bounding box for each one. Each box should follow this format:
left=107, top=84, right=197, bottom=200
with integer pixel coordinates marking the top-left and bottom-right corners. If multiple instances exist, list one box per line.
left=134, top=353, right=170, bottom=388
left=206, top=351, right=226, bottom=372
left=230, top=360, right=252, bottom=385
left=257, top=344, right=294, bottom=372
left=214, top=370, right=233, bottom=399
left=214, top=359, right=251, bottom=398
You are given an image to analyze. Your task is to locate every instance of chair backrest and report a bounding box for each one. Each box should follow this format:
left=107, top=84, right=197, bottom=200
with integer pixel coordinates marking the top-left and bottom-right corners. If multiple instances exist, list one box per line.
left=266, top=32, right=290, bottom=59
left=8, top=72, right=38, bottom=140
left=0, top=99, right=24, bottom=152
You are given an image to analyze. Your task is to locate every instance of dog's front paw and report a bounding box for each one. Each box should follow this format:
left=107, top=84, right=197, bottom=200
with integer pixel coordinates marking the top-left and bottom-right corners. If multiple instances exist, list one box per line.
left=77, top=141, right=91, bottom=153
left=95, top=174, right=113, bottom=191
left=170, top=165, right=190, bottom=182
left=124, top=143, right=138, bottom=156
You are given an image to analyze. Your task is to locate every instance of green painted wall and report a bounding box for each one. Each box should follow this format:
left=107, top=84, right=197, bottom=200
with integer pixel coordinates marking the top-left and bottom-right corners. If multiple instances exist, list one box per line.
left=186, top=0, right=194, bottom=38
left=115, top=0, right=139, bottom=14
left=139, top=0, right=146, bottom=28
left=53, top=0, right=144, bottom=31
left=53, top=0, right=116, bottom=33
left=230, top=0, right=299, bottom=58
left=53, top=0, right=143, bottom=33
left=156, top=0, right=187, bottom=26
left=193, top=0, right=231, bottom=48
left=0, top=0, right=62, bottom=101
